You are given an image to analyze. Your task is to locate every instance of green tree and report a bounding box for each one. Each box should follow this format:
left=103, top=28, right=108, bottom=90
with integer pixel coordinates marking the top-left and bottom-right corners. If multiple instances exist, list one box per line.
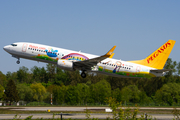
left=31, top=66, right=41, bottom=82
left=164, top=58, right=177, bottom=77
left=121, top=85, right=140, bottom=103
left=16, top=84, right=33, bottom=101
left=0, top=84, right=4, bottom=100
left=76, top=83, right=90, bottom=105
left=17, top=66, right=30, bottom=83
left=155, top=83, right=180, bottom=106
left=65, top=85, right=80, bottom=105
left=142, top=77, right=166, bottom=97
left=112, top=88, right=122, bottom=102
left=68, top=70, right=82, bottom=85
left=0, top=71, right=7, bottom=87
left=52, top=85, right=67, bottom=105
left=30, top=83, right=48, bottom=102
left=176, top=62, right=180, bottom=76
left=46, top=63, right=56, bottom=83
left=6, top=71, right=18, bottom=84
left=90, top=79, right=111, bottom=104
left=54, top=68, right=70, bottom=85
left=39, top=67, right=48, bottom=83
left=3, top=79, right=19, bottom=105
left=139, top=91, right=151, bottom=105
left=31, top=66, right=48, bottom=83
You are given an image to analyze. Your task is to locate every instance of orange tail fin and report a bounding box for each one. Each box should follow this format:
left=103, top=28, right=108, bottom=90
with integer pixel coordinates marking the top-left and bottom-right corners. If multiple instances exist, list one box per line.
left=128, top=40, right=176, bottom=69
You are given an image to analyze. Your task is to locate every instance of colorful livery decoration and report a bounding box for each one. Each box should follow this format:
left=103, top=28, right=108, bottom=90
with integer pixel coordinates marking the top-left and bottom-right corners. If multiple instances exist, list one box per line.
left=146, top=41, right=171, bottom=64
left=3, top=40, right=176, bottom=78
left=45, top=48, right=58, bottom=57
left=61, top=53, right=89, bottom=61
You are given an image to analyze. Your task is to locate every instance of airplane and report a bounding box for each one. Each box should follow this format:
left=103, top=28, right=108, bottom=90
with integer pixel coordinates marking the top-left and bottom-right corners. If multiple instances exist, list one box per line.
left=3, top=40, right=176, bottom=78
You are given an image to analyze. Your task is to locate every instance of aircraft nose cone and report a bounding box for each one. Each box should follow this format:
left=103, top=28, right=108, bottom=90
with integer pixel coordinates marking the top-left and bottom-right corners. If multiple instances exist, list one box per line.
left=3, top=46, right=9, bottom=52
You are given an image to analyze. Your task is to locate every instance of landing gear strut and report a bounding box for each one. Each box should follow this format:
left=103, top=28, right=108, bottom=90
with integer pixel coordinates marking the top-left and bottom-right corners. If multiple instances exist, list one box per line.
left=16, top=58, right=20, bottom=64
left=81, top=71, right=86, bottom=78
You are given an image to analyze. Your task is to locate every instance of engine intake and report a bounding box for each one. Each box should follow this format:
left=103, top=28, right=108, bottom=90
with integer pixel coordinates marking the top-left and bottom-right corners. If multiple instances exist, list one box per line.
left=57, top=60, right=73, bottom=70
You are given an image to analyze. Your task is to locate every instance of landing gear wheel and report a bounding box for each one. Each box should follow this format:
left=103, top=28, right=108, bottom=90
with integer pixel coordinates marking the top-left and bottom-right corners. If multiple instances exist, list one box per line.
left=16, top=60, right=20, bottom=64
left=81, top=72, right=86, bottom=78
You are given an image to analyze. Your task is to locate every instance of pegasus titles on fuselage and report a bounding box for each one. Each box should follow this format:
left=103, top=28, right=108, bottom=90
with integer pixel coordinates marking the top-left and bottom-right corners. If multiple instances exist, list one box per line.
left=3, top=40, right=176, bottom=78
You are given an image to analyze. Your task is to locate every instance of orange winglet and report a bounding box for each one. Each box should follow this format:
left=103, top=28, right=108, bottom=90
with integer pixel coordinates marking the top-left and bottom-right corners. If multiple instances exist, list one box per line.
left=109, top=53, right=115, bottom=58
left=104, top=46, right=116, bottom=57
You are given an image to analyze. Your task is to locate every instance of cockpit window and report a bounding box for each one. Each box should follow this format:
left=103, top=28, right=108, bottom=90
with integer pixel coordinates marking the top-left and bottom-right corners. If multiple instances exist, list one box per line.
left=11, top=44, right=17, bottom=46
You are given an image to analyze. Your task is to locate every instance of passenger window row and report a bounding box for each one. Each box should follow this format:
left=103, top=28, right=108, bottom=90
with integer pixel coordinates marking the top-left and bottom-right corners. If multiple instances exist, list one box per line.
left=28, top=48, right=60, bottom=55
left=99, top=62, right=131, bottom=70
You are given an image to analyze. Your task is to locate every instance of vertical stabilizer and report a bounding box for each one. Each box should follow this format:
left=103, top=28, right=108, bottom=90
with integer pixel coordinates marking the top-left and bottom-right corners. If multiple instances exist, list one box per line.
left=128, top=40, right=176, bottom=69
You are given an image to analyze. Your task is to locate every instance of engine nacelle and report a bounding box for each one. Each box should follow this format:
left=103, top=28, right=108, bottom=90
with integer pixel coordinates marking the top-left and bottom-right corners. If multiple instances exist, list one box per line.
left=57, top=60, right=73, bottom=70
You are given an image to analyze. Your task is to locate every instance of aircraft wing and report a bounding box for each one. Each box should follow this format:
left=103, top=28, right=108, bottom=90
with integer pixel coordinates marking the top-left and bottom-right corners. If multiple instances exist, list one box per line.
left=73, top=46, right=116, bottom=71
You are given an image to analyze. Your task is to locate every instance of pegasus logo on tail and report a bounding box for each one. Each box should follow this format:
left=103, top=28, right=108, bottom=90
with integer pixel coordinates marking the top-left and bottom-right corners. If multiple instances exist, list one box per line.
left=147, top=41, right=171, bottom=64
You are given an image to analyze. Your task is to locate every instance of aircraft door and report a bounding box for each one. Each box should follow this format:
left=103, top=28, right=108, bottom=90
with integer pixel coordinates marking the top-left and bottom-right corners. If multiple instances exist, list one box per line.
left=22, top=43, right=28, bottom=52
left=136, top=66, right=141, bottom=74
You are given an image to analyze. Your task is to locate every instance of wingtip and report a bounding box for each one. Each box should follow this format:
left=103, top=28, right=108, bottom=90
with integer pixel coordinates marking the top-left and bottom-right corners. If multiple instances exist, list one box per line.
left=109, top=53, right=115, bottom=58
left=104, top=46, right=116, bottom=57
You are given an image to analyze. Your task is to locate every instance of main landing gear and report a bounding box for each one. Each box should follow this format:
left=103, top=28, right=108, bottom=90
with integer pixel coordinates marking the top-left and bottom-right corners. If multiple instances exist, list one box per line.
left=16, top=58, right=20, bottom=64
left=81, top=71, right=86, bottom=78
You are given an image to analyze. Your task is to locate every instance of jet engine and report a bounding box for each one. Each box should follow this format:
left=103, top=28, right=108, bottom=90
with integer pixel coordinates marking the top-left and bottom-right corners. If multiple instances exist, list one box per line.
left=57, top=60, right=74, bottom=70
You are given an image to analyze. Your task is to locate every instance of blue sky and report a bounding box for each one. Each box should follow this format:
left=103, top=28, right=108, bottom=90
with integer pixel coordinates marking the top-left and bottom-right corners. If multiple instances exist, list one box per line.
left=1, top=0, right=180, bottom=74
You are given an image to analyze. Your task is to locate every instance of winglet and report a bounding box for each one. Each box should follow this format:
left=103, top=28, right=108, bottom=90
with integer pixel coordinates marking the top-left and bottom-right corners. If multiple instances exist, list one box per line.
left=109, top=53, right=115, bottom=58
left=103, top=46, right=116, bottom=57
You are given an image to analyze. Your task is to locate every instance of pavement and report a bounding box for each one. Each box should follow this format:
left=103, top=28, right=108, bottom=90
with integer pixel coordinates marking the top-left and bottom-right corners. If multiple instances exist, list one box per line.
left=1, top=106, right=180, bottom=111
left=0, top=107, right=179, bottom=119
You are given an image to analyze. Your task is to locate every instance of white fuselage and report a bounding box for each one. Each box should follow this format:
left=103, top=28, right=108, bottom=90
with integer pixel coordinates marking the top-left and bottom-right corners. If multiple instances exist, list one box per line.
left=3, top=42, right=160, bottom=78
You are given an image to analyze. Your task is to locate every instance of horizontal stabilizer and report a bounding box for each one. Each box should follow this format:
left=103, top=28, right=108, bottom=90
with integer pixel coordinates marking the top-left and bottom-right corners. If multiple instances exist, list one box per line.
left=150, top=69, right=172, bottom=73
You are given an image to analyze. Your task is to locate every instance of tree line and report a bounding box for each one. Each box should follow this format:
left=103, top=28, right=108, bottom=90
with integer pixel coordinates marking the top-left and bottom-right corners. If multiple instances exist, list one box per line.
left=0, top=58, right=180, bottom=106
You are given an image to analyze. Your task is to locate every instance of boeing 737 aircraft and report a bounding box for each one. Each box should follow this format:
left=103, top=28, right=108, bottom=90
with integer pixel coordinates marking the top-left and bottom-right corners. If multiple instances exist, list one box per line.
left=3, top=40, right=176, bottom=78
